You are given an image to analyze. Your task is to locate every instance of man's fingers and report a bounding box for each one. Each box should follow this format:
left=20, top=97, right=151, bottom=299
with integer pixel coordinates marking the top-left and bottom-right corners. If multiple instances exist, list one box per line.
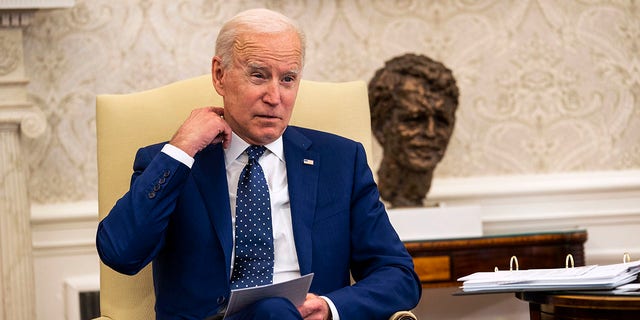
left=297, top=294, right=329, bottom=320
left=170, top=106, right=232, bottom=156
left=212, top=126, right=232, bottom=149
left=209, top=106, right=225, bottom=117
left=221, top=128, right=232, bottom=149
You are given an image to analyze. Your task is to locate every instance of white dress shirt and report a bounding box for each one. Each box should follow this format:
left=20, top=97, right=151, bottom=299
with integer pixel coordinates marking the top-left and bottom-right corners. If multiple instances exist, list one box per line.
left=223, top=133, right=301, bottom=283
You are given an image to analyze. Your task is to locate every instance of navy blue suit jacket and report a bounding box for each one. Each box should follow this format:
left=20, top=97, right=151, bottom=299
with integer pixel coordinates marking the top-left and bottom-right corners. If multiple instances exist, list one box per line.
left=97, top=126, right=421, bottom=319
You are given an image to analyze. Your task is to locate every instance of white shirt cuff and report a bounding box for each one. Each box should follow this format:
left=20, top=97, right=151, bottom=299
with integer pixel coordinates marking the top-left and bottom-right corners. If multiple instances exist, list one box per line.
left=161, top=144, right=194, bottom=168
left=320, top=296, right=339, bottom=320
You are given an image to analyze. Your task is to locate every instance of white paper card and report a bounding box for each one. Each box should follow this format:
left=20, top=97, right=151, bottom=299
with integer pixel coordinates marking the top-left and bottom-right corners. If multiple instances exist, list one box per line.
left=224, top=273, right=314, bottom=318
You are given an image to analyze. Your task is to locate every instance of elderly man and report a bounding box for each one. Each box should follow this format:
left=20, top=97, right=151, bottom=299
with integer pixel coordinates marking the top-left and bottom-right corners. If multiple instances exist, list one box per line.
left=97, top=8, right=420, bottom=320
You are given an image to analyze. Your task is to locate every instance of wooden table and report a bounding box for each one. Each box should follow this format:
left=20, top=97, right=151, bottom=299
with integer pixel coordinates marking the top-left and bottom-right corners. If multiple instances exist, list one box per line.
left=404, top=230, right=587, bottom=287
left=516, top=291, right=640, bottom=320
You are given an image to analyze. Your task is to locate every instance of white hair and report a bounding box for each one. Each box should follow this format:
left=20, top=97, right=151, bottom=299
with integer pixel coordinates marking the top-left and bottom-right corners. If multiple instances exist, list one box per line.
left=215, top=8, right=306, bottom=69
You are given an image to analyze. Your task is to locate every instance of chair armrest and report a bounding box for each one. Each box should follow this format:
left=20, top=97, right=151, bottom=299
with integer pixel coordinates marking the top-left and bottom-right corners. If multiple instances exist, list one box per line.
left=389, top=310, right=418, bottom=320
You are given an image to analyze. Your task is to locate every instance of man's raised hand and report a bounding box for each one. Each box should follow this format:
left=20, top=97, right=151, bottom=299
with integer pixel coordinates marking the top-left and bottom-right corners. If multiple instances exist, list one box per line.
left=169, top=106, right=231, bottom=157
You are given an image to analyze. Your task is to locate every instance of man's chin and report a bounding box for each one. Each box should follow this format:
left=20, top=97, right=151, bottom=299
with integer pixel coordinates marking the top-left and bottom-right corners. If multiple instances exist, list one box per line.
left=248, top=128, right=285, bottom=145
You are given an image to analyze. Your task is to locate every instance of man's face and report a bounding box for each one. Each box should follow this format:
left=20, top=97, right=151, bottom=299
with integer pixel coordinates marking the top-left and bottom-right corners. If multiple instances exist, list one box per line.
left=212, top=29, right=302, bottom=145
left=385, top=79, right=456, bottom=171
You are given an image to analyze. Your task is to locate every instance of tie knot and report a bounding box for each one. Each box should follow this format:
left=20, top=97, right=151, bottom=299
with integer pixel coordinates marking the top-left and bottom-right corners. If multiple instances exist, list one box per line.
left=246, top=145, right=266, bottom=161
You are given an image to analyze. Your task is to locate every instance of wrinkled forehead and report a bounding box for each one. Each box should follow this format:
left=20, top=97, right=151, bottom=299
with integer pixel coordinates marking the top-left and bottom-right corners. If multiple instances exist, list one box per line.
left=233, top=30, right=303, bottom=68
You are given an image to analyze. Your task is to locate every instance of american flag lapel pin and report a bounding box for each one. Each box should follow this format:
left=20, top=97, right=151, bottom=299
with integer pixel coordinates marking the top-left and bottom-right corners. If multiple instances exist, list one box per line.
left=303, top=159, right=314, bottom=166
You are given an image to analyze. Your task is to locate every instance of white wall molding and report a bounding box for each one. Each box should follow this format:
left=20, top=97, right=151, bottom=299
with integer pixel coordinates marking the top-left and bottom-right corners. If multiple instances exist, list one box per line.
left=31, top=200, right=97, bottom=223
left=429, top=170, right=640, bottom=201
left=30, top=200, right=98, bottom=256
left=0, top=0, right=75, bottom=10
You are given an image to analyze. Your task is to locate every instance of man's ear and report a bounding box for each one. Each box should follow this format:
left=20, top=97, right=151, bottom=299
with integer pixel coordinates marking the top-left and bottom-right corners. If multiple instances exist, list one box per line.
left=211, top=56, right=225, bottom=96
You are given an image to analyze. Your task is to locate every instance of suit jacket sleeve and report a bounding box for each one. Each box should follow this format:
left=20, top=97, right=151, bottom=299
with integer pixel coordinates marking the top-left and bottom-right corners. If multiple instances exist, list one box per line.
left=96, top=143, right=190, bottom=275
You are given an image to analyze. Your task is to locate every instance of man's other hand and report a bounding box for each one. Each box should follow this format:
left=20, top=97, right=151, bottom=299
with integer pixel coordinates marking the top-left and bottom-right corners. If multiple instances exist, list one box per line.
left=297, top=293, right=331, bottom=320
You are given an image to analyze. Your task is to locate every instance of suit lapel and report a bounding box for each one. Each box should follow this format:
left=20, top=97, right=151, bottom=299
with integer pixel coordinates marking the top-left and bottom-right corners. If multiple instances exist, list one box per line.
left=283, top=127, right=319, bottom=275
left=191, top=144, right=233, bottom=279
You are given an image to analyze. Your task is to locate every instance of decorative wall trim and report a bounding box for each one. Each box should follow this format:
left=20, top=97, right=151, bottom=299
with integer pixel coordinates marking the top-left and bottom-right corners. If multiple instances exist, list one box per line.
left=429, top=170, right=640, bottom=201
left=0, top=104, right=48, bottom=138
left=0, top=0, right=75, bottom=9
left=31, top=200, right=97, bottom=223
left=0, top=9, right=34, bottom=27
left=0, top=33, right=20, bottom=73
left=31, top=200, right=98, bottom=256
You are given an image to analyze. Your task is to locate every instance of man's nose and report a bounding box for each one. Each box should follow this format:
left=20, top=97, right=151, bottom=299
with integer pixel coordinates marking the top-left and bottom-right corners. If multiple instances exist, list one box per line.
left=263, top=81, right=281, bottom=105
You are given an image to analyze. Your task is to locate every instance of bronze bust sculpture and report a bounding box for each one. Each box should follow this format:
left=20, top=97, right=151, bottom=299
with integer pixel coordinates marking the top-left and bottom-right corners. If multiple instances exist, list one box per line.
left=369, top=53, right=459, bottom=208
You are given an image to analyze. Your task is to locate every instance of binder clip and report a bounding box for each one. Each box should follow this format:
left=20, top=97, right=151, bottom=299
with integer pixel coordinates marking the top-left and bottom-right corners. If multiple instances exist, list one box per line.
left=510, top=255, right=519, bottom=271
left=623, top=252, right=631, bottom=264
left=565, top=254, right=574, bottom=268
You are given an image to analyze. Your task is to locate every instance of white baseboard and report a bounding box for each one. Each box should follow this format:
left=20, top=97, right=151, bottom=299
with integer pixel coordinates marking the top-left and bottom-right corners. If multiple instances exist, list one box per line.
left=428, top=170, right=640, bottom=201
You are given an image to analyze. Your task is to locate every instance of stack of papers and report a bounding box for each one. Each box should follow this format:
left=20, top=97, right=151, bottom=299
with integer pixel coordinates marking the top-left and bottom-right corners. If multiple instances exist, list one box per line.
left=457, top=260, right=640, bottom=294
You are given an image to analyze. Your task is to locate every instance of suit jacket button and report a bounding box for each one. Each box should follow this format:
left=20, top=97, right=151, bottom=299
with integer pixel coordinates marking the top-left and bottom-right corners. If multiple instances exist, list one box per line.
left=153, top=184, right=161, bottom=191
left=216, top=296, right=225, bottom=305
left=148, top=191, right=156, bottom=199
left=158, top=177, right=166, bottom=184
left=163, top=170, right=171, bottom=178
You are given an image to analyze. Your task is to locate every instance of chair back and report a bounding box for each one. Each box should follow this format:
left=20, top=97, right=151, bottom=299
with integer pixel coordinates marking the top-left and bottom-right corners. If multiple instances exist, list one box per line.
left=95, top=75, right=372, bottom=319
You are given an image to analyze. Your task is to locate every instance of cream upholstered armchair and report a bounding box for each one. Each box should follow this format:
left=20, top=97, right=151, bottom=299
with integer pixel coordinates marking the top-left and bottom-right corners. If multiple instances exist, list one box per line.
left=95, top=75, right=418, bottom=320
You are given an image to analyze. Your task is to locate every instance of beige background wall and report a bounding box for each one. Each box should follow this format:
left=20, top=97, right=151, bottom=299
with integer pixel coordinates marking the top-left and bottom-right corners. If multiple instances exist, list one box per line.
left=23, top=0, right=640, bottom=204
left=16, top=1, right=640, bottom=319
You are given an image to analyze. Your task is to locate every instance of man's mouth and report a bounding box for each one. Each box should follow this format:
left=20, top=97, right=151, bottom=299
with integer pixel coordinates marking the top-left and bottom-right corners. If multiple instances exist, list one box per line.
left=256, top=114, right=279, bottom=119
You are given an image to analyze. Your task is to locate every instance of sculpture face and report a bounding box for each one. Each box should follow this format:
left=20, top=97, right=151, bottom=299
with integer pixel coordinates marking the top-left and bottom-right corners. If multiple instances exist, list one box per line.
left=384, top=77, right=457, bottom=171
left=369, top=53, right=459, bottom=207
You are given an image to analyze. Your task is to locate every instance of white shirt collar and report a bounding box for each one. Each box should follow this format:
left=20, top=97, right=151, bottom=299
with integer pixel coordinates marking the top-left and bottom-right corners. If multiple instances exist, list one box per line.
left=224, top=131, right=284, bottom=165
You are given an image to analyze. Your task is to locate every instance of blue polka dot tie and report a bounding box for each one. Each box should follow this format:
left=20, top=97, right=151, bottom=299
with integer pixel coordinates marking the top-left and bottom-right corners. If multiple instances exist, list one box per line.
left=230, top=145, right=274, bottom=289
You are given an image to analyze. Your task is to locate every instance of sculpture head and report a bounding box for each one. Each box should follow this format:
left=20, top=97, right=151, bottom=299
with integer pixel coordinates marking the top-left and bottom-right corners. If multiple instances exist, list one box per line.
left=369, top=53, right=459, bottom=207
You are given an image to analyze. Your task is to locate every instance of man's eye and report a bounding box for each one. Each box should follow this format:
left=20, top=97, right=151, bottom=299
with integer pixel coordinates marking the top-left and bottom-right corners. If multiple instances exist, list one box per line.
left=252, top=73, right=265, bottom=79
left=282, top=75, right=296, bottom=83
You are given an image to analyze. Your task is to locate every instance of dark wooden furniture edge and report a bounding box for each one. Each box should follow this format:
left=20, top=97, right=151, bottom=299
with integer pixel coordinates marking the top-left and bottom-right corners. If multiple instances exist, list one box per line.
left=404, top=231, right=588, bottom=251
left=403, top=230, right=588, bottom=288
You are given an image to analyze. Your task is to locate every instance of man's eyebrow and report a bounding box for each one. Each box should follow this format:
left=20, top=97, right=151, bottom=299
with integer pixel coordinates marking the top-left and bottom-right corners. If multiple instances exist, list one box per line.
left=245, top=63, right=300, bottom=76
left=283, top=69, right=301, bottom=77
left=246, top=62, right=268, bottom=71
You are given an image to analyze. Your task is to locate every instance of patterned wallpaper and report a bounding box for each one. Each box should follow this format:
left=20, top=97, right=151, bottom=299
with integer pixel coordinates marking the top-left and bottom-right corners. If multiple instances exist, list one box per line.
left=22, top=0, right=640, bottom=204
